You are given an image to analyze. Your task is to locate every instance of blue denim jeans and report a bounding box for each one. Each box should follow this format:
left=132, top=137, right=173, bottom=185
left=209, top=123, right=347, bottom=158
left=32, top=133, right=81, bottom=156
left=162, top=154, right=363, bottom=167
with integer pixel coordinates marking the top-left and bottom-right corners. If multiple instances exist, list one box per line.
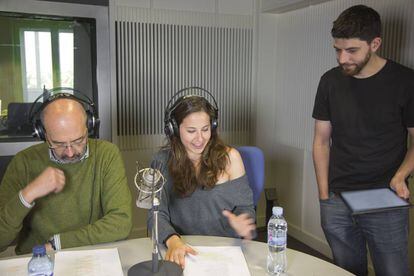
left=320, top=192, right=409, bottom=276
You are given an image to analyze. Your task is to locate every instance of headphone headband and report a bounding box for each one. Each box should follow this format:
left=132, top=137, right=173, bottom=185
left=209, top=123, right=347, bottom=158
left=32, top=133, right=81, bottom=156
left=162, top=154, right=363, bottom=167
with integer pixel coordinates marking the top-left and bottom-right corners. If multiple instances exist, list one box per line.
left=164, top=87, right=219, bottom=138
left=164, top=87, right=218, bottom=116
left=29, top=87, right=96, bottom=118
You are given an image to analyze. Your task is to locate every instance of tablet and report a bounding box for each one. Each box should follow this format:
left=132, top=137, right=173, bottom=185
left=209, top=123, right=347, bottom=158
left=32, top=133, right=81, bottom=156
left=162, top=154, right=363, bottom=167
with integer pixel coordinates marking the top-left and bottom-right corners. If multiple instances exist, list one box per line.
left=340, top=188, right=412, bottom=215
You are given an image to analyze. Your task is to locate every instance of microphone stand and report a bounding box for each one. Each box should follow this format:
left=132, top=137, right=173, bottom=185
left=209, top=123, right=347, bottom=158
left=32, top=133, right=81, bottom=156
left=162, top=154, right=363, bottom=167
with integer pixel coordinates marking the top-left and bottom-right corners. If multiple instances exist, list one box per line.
left=152, top=197, right=160, bottom=272
left=128, top=169, right=183, bottom=276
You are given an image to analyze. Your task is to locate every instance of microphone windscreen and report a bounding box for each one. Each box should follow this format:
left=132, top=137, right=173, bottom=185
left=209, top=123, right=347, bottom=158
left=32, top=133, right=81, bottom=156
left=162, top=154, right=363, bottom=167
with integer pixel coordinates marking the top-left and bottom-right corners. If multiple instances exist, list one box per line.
left=135, top=166, right=166, bottom=209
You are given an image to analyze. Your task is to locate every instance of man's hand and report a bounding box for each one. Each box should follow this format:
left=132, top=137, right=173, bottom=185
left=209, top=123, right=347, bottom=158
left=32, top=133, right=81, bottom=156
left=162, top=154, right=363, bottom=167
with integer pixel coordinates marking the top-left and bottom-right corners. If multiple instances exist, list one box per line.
left=21, top=167, right=65, bottom=204
left=165, top=235, right=197, bottom=269
left=222, top=210, right=256, bottom=240
left=390, top=176, right=410, bottom=199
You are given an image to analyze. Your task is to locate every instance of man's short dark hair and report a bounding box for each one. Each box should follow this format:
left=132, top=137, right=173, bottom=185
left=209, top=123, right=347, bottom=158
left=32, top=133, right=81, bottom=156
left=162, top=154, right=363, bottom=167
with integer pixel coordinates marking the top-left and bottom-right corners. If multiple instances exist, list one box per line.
left=331, top=5, right=381, bottom=42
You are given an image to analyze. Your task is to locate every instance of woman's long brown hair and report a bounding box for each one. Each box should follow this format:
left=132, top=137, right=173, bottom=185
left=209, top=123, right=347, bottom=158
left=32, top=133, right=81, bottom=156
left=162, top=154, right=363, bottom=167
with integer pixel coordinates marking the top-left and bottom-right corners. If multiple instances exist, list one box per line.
left=166, top=96, right=228, bottom=197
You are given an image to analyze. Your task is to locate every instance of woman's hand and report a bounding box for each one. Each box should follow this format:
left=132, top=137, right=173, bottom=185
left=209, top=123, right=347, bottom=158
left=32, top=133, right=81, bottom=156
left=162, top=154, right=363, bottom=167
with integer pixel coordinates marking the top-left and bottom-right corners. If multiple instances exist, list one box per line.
left=165, top=235, right=197, bottom=268
left=222, top=210, right=256, bottom=240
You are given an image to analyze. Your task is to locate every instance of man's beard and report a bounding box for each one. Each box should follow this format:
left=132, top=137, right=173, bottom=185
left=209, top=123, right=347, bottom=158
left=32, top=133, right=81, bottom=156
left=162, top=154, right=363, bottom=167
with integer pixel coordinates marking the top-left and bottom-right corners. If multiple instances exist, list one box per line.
left=58, top=152, right=85, bottom=164
left=339, top=51, right=371, bottom=76
left=52, top=146, right=87, bottom=164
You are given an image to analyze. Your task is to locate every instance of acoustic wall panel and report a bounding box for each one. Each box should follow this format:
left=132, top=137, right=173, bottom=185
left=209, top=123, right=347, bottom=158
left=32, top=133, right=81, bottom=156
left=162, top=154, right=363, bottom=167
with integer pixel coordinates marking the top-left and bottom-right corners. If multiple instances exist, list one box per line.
left=113, top=6, right=254, bottom=149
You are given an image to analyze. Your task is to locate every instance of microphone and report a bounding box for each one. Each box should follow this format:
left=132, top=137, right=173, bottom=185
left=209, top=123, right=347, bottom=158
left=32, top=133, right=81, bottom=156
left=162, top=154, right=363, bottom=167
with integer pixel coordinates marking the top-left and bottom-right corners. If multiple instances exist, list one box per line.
left=135, top=167, right=165, bottom=209
left=129, top=162, right=183, bottom=276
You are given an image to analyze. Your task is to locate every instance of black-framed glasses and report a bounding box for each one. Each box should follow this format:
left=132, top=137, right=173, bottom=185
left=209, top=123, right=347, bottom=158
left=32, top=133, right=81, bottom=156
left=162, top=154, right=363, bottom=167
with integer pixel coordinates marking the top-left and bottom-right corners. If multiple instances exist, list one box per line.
left=47, top=133, right=88, bottom=153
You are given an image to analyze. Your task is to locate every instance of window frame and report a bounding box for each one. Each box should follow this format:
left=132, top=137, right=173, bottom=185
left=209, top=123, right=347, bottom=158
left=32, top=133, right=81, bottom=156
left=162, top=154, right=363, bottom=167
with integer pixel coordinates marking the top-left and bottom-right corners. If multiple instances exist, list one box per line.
left=0, top=10, right=98, bottom=143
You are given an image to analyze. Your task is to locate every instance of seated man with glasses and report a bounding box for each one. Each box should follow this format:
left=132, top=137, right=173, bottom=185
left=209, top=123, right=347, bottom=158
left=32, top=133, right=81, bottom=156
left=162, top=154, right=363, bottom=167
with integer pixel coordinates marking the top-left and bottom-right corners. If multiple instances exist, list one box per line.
left=47, top=130, right=89, bottom=163
left=0, top=97, right=132, bottom=254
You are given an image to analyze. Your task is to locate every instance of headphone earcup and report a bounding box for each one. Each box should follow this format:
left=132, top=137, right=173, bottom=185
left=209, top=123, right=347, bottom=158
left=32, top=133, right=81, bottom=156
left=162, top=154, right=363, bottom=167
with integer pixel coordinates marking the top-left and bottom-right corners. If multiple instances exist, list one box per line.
left=93, top=117, right=100, bottom=138
left=86, top=110, right=94, bottom=135
left=85, top=110, right=100, bottom=138
left=33, top=119, right=46, bottom=141
left=164, top=120, right=175, bottom=138
left=171, top=118, right=179, bottom=137
left=211, top=118, right=218, bottom=130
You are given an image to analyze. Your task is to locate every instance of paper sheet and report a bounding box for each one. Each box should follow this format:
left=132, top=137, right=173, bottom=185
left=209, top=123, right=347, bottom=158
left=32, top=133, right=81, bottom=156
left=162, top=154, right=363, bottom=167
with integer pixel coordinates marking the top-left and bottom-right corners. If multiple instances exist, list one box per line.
left=54, top=248, right=123, bottom=276
left=0, top=257, right=31, bottom=276
left=184, top=246, right=251, bottom=276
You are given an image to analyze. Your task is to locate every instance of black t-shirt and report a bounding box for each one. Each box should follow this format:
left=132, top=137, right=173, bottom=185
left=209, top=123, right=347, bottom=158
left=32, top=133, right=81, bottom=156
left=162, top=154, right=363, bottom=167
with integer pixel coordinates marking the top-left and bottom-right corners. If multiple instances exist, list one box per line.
left=312, top=60, right=414, bottom=192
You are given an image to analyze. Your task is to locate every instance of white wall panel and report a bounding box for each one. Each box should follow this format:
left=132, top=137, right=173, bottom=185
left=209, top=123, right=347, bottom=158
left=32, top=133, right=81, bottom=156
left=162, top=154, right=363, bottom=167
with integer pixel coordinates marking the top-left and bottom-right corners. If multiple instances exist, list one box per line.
left=262, top=0, right=332, bottom=13
left=269, top=0, right=414, bottom=152
left=153, top=0, right=216, bottom=13
left=115, top=0, right=151, bottom=9
left=219, top=0, right=254, bottom=15
left=114, top=0, right=255, bottom=16
left=256, top=14, right=277, bottom=149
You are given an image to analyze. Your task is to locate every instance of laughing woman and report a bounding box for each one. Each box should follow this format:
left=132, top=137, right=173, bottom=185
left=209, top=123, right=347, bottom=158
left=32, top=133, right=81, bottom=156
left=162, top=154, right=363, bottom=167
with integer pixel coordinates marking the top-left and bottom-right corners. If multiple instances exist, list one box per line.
left=149, top=94, right=256, bottom=268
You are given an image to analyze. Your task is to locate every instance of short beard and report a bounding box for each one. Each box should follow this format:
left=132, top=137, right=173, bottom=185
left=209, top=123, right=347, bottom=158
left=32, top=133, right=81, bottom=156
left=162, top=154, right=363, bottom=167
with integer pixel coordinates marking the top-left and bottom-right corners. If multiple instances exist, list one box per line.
left=53, top=146, right=87, bottom=164
left=58, top=152, right=85, bottom=164
left=340, top=51, right=371, bottom=76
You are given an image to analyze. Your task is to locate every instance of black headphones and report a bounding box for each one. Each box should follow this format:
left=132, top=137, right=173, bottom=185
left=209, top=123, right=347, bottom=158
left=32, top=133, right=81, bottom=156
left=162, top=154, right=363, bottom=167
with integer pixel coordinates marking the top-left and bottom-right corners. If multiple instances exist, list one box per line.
left=29, top=87, right=100, bottom=140
left=164, top=87, right=219, bottom=138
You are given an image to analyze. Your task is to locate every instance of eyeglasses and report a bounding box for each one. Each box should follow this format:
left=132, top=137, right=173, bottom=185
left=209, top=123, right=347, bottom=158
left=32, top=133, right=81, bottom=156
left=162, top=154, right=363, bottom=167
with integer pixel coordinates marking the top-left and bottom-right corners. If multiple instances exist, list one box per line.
left=47, top=133, right=88, bottom=152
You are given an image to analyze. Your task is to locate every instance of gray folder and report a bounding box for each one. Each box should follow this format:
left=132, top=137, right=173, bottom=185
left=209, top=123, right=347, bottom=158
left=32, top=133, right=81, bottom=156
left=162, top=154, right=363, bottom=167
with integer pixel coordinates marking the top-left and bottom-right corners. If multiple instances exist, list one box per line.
left=340, top=188, right=412, bottom=215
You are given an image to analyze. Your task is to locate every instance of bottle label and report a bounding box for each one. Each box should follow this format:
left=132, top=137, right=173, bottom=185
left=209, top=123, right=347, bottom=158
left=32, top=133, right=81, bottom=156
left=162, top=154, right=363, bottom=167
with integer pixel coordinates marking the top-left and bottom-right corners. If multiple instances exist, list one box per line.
left=268, top=230, right=286, bottom=246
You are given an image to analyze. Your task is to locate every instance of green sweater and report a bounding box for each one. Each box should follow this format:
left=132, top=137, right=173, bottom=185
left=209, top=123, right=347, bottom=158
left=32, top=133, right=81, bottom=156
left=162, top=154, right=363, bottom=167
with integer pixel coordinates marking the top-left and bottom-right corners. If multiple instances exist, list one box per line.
left=0, top=139, right=132, bottom=254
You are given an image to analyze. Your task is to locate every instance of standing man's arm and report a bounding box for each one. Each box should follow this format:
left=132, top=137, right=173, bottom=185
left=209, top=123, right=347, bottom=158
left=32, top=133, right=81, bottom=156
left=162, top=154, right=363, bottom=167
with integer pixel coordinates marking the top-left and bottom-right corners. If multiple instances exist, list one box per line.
left=312, top=120, right=332, bottom=200
left=389, top=128, right=414, bottom=199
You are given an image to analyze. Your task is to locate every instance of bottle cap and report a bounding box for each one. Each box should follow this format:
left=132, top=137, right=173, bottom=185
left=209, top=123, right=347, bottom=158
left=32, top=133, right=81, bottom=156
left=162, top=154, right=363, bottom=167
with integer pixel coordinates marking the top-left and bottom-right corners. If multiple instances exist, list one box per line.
left=32, top=245, right=46, bottom=255
left=272, top=206, right=283, bottom=216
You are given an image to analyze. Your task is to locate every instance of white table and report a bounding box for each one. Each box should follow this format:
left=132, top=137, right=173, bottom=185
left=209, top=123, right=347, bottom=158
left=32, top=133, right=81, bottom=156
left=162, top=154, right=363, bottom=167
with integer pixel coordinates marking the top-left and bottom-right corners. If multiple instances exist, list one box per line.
left=82, top=235, right=353, bottom=276
left=0, top=236, right=353, bottom=275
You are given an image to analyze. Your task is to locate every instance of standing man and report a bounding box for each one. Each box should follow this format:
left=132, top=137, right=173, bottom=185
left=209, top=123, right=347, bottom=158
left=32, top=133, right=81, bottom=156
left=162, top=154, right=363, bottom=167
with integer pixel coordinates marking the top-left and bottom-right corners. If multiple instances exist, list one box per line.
left=312, top=5, right=413, bottom=276
left=0, top=93, right=132, bottom=254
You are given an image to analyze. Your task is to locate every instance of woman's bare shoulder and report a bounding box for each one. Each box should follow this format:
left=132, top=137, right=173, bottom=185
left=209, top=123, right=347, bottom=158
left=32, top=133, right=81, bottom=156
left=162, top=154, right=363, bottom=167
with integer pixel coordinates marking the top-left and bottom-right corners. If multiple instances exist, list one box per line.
left=225, top=147, right=245, bottom=180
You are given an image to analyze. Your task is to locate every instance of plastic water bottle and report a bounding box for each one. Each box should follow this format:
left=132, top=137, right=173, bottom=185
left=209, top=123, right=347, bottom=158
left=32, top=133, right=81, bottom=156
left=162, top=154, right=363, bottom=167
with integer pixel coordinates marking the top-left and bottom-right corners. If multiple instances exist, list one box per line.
left=28, top=245, right=54, bottom=276
left=267, top=206, right=287, bottom=275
